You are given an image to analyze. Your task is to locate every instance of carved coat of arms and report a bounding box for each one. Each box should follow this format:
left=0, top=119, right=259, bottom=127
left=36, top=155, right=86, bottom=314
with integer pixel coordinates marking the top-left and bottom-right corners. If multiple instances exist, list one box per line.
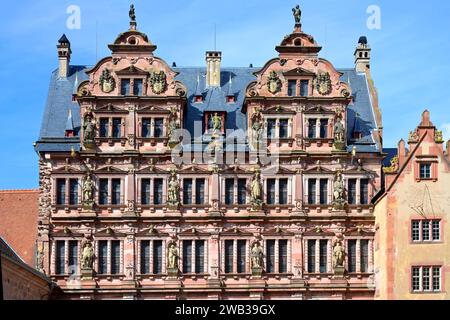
left=99, top=69, right=116, bottom=93
left=316, top=72, right=332, bottom=95
left=150, top=71, right=167, bottom=94
left=267, top=70, right=282, bottom=94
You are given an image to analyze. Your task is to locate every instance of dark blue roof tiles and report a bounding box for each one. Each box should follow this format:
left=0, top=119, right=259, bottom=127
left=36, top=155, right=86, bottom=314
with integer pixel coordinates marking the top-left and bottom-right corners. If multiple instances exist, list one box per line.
left=382, top=148, right=398, bottom=167
left=39, top=66, right=88, bottom=140
left=339, top=69, right=378, bottom=152
left=174, top=67, right=257, bottom=139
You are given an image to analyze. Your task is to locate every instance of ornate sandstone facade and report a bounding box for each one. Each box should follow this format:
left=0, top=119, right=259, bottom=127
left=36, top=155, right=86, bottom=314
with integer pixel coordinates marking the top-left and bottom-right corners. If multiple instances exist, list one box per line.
left=35, top=6, right=384, bottom=300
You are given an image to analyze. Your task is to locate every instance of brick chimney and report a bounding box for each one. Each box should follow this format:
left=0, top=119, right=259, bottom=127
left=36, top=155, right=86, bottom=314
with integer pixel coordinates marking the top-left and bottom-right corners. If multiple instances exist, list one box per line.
left=206, top=51, right=221, bottom=87
left=57, top=34, right=71, bottom=79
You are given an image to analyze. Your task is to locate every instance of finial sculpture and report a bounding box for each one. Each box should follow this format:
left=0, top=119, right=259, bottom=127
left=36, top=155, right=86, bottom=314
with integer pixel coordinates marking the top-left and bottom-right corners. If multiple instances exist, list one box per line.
left=129, top=4, right=136, bottom=22
left=292, top=5, right=302, bottom=24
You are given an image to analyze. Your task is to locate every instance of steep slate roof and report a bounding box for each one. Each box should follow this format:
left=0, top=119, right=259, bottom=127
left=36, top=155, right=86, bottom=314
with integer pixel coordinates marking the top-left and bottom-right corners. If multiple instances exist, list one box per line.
left=35, top=66, right=380, bottom=154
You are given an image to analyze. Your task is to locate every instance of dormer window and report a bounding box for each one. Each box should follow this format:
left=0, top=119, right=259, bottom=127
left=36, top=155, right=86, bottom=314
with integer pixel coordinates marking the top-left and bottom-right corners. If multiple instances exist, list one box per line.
left=194, top=95, right=203, bottom=103
left=226, top=95, right=235, bottom=103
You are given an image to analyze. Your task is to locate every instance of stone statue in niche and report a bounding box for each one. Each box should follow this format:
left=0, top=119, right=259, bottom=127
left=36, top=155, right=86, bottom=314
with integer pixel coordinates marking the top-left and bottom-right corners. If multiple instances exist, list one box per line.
left=332, top=240, right=345, bottom=268
left=267, top=70, right=282, bottom=95
left=332, top=170, right=346, bottom=210
left=99, top=69, right=116, bottom=93
left=168, top=109, right=180, bottom=148
left=251, top=242, right=263, bottom=268
left=292, top=5, right=302, bottom=24
left=250, top=169, right=263, bottom=210
left=36, top=244, right=44, bottom=273
left=82, top=174, right=95, bottom=210
left=333, top=115, right=346, bottom=151
left=167, top=170, right=180, bottom=208
left=168, top=243, right=179, bottom=269
left=82, top=114, right=96, bottom=149
left=81, top=241, right=94, bottom=270
left=316, top=72, right=332, bottom=95
left=251, top=109, right=263, bottom=149
left=149, top=71, right=167, bottom=94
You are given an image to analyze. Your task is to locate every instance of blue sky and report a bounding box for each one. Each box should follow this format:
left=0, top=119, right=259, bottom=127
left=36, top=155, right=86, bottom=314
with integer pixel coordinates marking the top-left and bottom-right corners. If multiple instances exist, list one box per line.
left=0, top=0, right=449, bottom=189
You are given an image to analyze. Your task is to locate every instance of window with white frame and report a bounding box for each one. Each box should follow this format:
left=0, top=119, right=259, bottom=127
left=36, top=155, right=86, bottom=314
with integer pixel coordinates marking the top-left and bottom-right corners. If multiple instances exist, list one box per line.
left=181, top=240, right=206, bottom=274
left=224, top=178, right=247, bottom=205
left=55, top=178, right=80, bottom=206
left=346, top=177, right=371, bottom=206
left=223, top=239, right=247, bottom=274
left=99, top=117, right=124, bottom=138
left=306, top=117, right=331, bottom=139
left=97, top=240, right=122, bottom=275
left=98, top=178, right=124, bottom=206
left=347, top=239, right=372, bottom=273
left=265, top=117, right=292, bottom=139
left=412, top=266, right=441, bottom=293
left=182, top=178, right=207, bottom=205
left=306, top=177, right=331, bottom=205
left=306, top=239, right=330, bottom=274
left=141, top=117, right=165, bottom=138
left=265, top=178, right=290, bottom=205
left=139, top=239, right=164, bottom=275
left=53, top=240, right=79, bottom=276
left=411, top=220, right=441, bottom=242
left=140, top=178, right=165, bottom=205
left=265, top=239, right=289, bottom=274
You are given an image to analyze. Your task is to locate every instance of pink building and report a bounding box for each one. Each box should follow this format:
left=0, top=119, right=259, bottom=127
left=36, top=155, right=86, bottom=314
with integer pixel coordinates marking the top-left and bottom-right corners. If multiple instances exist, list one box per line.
left=34, top=5, right=384, bottom=300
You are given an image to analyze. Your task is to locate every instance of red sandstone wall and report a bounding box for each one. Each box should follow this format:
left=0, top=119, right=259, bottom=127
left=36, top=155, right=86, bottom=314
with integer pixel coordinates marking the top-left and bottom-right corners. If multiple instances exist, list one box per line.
left=0, top=190, right=39, bottom=266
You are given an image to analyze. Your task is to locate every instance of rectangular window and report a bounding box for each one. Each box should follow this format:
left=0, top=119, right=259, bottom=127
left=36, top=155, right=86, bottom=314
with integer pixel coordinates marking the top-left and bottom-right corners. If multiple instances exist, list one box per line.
left=98, top=240, right=108, bottom=275
left=140, top=241, right=150, bottom=274
left=319, top=240, right=328, bottom=274
left=133, top=79, right=143, bottom=96
left=420, top=163, right=431, bottom=179
left=112, top=118, right=122, bottom=138
left=319, top=179, right=328, bottom=205
left=300, top=80, right=309, bottom=97
left=183, top=179, right=193, bottom=205
left=141, top=179, right=151, bottom=205
left=348, top=179, right=357, bottom=205
left=360, top=240, right=369, bottom=273
left=360, top=179, right=369, bottom=205
left=68, top=241, right=78, bottom=275
left=111, top=241, right=121, bottom=275
left=319, top=119, right=328, bottom=138
left=422, top=221, right=430, bottom=241
left=267, top=179, right=276, bottom=205
left=288, top=80, right=297, bottom=97
left=99, top=118, right=109, bottom=138
left=69, top=179, right=78, bottom=205
left=266, top=240, right=276, bottom=273
left=195, top=179, right=205, bottom=205
left=432, top=220, right=440, bottom=241
left=308, top=179, right=317, bottom=205
left=279, top=119, right=289, bottom=139
left=433, top=267, right=441, bottom=292
left=308, top=119, right=317, bottom=139
left=224, top=240, right=234, bottom=274
left=121, top=79, right=131, bottom=95
left=154, top=118, right=164, bottom=138
left=182, top=241, right=192, bottom=274
left=267, top=119, right=277, bottom=138
left=237, top=179, right=247, bottom=205
left=412, top=221, right=420, bottom=242
left=412, top=267, right=420, bottom=292
left=279, top=179, right=288, bottom=205
left=237, top=240, right=246, bottom=274
left=195, top=241, right=205, bottom=274
left=153, top=240, right=163, bottom=274
left=422, top=267, right=431, bottom=291
left=279, top=240, right=288, bottom=274
left=142, top=118, right=151, bottom=138
left=56, top=179, right=66, bottom=205
left=111, top=179, right=121, bottom=205
left=154, top=179, right=163, bottom=205
left=55, top=241, right=65, bottom=275
left=225, top=178, right=234, bottom=205
left=99, top=179, right=109, bottom=205
left=348, top=240, right=357, bottom=273
left=307, top=240, right=316, bottom=273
